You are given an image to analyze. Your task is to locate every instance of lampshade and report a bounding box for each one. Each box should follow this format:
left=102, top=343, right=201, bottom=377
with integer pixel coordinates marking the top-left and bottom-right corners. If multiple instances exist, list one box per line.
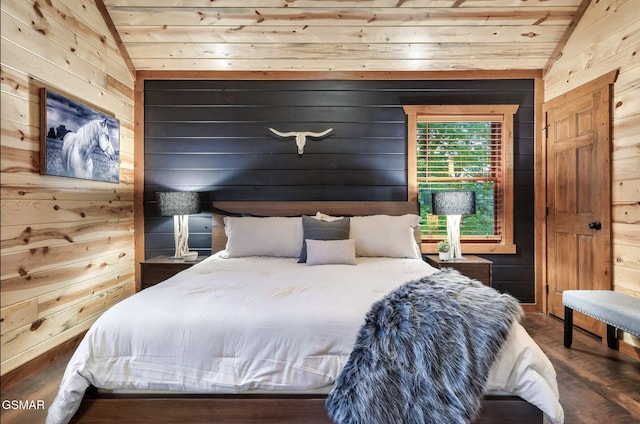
left=432, top=191, right=476, bottom=216
left=157, top=192, right=200, bottom=216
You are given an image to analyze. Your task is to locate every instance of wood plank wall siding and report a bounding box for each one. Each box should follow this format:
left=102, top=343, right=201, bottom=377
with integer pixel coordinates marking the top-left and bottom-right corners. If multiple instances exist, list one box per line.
left=544, top=0, right=640, bottom=352
left=143, top=78, right=538, bottom=303
left=0, top=0, right=135, bottom=375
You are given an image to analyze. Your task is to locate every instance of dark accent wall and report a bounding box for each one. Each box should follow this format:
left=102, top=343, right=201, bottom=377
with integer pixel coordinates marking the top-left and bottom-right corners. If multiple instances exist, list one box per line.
left=144, top=79, right=535, bottom=302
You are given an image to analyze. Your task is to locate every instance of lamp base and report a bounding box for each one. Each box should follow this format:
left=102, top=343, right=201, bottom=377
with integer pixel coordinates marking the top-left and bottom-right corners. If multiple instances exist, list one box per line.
left=173, top=214, right=191, bottom=259
left=446, top=214, right=464, bottom=260
left=441, top=256, right=468, bottom=262
left=182, top=251, right=198, bottom=262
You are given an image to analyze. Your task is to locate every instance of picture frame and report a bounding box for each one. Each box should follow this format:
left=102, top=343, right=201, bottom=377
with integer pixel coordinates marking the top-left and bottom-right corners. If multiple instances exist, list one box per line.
left=40, top=87, right=120, bottom=183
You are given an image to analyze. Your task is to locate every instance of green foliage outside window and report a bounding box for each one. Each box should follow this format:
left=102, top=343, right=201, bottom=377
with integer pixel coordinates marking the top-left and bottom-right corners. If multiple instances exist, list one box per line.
left=417, top=121, right=498, bottom=239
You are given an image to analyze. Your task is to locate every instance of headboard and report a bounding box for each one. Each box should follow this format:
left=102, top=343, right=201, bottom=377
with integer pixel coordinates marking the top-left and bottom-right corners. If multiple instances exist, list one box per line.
left=211, top=201, right=421, bottom=253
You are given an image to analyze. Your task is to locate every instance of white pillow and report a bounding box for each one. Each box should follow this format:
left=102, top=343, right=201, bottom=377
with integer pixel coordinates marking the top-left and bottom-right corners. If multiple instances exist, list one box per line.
left=314, top=211, right=344, bottom=222
left=350, top=214, right=421, bottom=258
left=223, top=216, right=303, bottom=258
left=305, top=239, right=357, bottom=266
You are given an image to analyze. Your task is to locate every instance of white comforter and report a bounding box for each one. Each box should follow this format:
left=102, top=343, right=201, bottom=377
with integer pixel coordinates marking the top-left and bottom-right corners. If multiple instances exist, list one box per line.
left=47, top=254, right=564, bottom=424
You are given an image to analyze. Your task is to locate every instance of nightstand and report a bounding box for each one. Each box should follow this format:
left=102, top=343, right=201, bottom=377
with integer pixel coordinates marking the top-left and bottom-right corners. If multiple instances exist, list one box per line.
left=425, top=255, right=493, bottom=287
left=140, top=256, right=206, bottom=290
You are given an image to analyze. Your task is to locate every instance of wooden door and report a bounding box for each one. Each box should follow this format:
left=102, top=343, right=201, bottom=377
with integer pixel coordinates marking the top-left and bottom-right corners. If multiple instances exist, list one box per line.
left=544, top=72, right=616, bottom=337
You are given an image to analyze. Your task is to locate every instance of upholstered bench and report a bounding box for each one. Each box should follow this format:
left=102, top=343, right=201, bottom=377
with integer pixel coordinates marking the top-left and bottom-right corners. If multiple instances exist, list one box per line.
left=563, top=290, right=640, bottom=349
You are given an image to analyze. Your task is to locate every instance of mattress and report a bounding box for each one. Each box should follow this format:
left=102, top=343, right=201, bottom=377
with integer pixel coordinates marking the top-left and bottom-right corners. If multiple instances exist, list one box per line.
left=46, top=254, right=563, bottom=424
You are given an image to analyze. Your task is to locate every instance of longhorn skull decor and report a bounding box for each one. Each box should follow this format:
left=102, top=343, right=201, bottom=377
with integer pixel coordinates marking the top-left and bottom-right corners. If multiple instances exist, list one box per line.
left=268, top=127, right=333, bottom=155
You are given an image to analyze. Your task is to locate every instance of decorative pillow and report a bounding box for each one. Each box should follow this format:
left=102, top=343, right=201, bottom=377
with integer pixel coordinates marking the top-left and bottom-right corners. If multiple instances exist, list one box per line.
left=305, top=239, right=357, bottom=266
left=350, top=214, right=421, bottom=258
left=223, top=216, right=303, bottom=258
left=298, top=215, right=350, bottom=263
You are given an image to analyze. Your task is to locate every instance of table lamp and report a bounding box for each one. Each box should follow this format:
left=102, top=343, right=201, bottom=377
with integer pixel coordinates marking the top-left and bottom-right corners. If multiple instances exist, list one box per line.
left=157, top=191, right=200, bottom=259
left=432, top=191, right=476, bottom=260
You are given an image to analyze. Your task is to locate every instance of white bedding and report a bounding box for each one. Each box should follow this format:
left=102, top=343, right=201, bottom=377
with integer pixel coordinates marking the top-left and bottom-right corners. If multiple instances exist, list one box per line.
left=47, top=254, right=563, bottom=424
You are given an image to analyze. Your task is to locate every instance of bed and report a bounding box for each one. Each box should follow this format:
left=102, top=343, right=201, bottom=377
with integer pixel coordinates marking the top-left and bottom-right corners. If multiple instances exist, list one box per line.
left=47, top=201, right=563, bottom=424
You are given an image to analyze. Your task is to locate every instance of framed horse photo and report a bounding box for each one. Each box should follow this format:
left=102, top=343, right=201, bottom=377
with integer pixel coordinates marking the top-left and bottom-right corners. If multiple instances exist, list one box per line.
left=40, top=88, right=120, bottom=183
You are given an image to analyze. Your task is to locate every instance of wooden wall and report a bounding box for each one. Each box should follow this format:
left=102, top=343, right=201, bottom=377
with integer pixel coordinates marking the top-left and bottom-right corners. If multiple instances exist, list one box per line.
left=0, top=0, right=632, bottom=380
left=545, top=0, right=640, bottom=349
left=0, top=0, right=135, bottom=375
left=143, top=78, right=539, bottom=302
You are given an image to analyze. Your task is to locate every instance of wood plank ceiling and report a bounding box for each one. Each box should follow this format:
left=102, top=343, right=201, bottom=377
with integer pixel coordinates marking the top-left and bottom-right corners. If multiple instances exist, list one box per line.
left=103, top=0, right=588, bottom=73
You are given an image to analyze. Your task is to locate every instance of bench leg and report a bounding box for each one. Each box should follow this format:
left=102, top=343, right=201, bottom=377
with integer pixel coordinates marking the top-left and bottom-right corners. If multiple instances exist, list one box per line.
left=564, top=306, right=573, bottom=348
left=606, top=325, right=618, bottom=349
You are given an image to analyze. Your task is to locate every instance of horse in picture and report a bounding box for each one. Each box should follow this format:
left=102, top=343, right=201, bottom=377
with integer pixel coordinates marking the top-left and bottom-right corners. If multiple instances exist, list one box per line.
left=61, top=118, right=116, bottom=180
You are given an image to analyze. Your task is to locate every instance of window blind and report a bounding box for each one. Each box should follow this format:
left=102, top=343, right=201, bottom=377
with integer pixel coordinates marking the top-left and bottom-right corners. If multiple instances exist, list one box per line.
left=417, top=118, right=504, bottom=242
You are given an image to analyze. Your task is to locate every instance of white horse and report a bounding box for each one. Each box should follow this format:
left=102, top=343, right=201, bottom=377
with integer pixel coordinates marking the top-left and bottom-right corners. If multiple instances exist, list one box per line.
left=61, top=119, right=116, bottom=179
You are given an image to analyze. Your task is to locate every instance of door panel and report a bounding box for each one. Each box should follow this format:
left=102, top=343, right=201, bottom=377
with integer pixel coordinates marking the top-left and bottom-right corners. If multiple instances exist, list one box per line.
left=544, top=76, right=613, bottom=339
left=577, top=145, right=594, bottom=213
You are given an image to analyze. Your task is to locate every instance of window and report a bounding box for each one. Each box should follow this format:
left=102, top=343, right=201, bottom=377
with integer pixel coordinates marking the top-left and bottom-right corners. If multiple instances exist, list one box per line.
left=403, top=105, right=518, bottom=254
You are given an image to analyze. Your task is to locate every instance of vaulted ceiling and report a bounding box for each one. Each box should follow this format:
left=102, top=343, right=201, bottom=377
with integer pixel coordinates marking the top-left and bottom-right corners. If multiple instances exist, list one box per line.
left=102, top=0, right=589, bottom=73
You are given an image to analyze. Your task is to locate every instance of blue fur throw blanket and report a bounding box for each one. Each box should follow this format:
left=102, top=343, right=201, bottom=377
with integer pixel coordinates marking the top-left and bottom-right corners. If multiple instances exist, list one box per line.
left=325, top=269, right=523, bottom=424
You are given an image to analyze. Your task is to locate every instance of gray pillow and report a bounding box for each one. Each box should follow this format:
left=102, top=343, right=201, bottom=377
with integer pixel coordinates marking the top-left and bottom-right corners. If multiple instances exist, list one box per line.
left=298, top=215, right=350, bottom=263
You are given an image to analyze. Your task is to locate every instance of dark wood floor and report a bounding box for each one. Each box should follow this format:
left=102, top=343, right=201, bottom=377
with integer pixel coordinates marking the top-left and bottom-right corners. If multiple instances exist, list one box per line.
left=2, top=313, right=639, bottom=424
